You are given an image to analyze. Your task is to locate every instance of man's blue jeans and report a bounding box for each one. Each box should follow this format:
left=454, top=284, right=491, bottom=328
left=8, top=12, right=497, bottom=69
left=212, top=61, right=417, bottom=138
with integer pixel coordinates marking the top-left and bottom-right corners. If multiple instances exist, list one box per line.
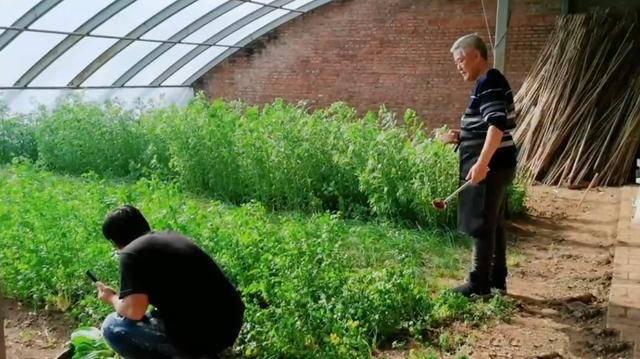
left=101, top=311, right=216, bottom=359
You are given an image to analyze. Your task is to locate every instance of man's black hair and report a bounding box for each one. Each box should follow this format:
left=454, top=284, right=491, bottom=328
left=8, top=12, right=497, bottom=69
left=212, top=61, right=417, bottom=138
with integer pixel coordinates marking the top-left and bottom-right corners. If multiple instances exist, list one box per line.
left=102, top=205, right=151, bottom=248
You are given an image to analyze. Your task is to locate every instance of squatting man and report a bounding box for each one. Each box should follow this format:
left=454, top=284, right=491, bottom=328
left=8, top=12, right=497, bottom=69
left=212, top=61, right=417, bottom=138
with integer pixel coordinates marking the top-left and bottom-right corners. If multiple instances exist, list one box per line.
left=95, top=205, right=245, bottom=359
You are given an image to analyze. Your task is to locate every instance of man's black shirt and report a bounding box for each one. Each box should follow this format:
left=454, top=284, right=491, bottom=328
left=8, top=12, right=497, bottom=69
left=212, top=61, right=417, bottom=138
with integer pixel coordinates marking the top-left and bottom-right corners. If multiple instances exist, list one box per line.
left=119, top=232, right=244, bottom=355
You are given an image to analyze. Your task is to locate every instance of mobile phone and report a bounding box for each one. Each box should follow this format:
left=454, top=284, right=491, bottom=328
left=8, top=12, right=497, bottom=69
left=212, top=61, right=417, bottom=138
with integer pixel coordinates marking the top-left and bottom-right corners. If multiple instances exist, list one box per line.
left=86, top=270, right=99, bottom=283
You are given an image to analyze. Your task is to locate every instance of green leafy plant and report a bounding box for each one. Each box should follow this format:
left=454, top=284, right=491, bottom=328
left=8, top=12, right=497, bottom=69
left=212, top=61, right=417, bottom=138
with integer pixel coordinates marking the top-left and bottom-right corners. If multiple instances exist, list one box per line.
left=0, top=95, right=526, bottom=227
left=0, top=96, right=524, bottom=357
left=0, top=107, right=38, bottom=163
left=70, top=327, right=118, bottom=359
left=34, top=97, right=147, bottom=178
left=0, top=164, right=511, bottom=358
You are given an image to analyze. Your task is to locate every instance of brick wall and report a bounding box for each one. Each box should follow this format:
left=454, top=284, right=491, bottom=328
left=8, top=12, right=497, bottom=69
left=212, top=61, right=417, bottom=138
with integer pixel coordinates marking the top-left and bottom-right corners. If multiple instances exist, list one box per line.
left=607, top=187, right=640, bottom=356
left=196, top=0, right=560, bottom=129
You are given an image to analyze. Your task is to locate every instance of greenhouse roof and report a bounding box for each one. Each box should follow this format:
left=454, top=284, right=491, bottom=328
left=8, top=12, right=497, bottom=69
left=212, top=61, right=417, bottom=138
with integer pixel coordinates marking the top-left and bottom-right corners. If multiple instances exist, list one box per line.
left=0, top=0, right=330, bottom=90
left=0, top=0, right=331, bottom=113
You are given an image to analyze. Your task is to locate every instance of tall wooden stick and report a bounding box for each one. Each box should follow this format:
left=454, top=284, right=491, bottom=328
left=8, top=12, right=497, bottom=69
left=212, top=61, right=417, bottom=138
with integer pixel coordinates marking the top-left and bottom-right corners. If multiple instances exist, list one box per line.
left=578, top=173, right=600, bottom=208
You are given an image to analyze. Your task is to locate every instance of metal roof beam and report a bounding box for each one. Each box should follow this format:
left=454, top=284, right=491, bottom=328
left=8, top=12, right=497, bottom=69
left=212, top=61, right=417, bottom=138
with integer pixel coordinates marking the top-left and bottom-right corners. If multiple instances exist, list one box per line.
left=241, top=0, right=304, bottom=13
left=14, top=0, right=137, bottom=87
left=0, top=25, right=243, bottom=48
left=113, top=0, right=244, bottom=86
left=68, top=0, right=198, bottom=87
left=151, top=0, right=296, bottom=86
left=0, top=0, right=332, bottom=89
left=494, top=0, right=510, bottom=73
left=0, top=85, right=190, bottom=90
left=0, top=0, right=64, bottom=52
left=182, top=0, right=332, bottom=86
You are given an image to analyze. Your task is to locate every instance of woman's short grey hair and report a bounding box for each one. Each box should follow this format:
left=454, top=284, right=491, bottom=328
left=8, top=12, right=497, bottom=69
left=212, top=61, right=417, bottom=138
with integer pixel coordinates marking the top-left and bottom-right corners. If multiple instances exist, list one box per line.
left=450, top=34, right=488, bottom=60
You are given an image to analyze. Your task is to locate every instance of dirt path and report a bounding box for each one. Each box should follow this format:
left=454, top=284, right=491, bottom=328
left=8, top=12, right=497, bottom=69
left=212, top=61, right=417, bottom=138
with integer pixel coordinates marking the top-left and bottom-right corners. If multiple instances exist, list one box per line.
left=3, top=300, right=71, bottom=359
left=382, top=185, right=633, bottom=358
left=464, top=185, right=632, bottom=358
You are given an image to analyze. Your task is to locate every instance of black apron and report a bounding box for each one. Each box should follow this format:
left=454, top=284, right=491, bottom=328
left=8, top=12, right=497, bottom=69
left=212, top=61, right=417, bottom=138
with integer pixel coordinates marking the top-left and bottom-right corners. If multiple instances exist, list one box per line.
left=457, top=136, right=486, bottom=238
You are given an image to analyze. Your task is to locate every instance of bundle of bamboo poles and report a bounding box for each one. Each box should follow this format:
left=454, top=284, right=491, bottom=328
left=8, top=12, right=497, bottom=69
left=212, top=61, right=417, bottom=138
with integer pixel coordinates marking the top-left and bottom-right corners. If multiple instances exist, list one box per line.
left=514, top=10, right=640, bottom=187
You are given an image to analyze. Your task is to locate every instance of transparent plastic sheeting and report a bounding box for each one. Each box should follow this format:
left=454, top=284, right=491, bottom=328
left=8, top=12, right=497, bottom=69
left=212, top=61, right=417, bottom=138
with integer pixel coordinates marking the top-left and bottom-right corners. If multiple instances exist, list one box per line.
left=0, top=0, right=329, bottom=113
left=0, top=87, right=195, bottom=114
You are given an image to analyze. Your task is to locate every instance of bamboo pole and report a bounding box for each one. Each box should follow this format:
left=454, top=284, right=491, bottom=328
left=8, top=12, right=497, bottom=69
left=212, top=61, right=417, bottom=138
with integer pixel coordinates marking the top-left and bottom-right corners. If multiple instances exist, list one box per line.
left=514, top=10, right=640, bottom=187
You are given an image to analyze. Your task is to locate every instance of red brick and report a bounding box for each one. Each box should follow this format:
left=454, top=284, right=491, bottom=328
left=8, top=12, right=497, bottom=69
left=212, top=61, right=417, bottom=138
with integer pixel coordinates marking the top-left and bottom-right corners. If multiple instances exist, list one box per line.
left=196, top=0, right=559, bottom=128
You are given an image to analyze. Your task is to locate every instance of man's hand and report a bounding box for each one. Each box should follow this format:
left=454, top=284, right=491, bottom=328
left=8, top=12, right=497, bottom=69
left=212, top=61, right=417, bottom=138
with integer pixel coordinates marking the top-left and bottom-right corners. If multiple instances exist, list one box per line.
left=466, top=162, right=490, bottom=184
left=96, top=282, right=117, bottom=305
left=96, top=282, right=149, bottom=320
left=437, top=129, right=460, bottom=145
left=467, top=126, right=503, bottom=184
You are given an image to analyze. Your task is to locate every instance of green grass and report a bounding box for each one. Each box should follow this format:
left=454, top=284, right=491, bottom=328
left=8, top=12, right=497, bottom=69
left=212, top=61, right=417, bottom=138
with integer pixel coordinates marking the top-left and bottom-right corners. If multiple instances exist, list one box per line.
left=0, top=96, right=524, bottom=357
left=0, top=105, right=38, bottom=164
left=0, top=163, right=512, bottom=358
left=0, top=95, right=526, bottom=228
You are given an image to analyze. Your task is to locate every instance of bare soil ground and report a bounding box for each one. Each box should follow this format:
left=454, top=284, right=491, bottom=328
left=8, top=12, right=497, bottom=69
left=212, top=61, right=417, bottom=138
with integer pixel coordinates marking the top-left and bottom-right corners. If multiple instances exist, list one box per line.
left=381, top=185, right=633, bottom=358
left=3, top=300, right=71, bottom=359
left=465, top=185, right=632, bottom=358
left=3, top=185, right=634, bottom=359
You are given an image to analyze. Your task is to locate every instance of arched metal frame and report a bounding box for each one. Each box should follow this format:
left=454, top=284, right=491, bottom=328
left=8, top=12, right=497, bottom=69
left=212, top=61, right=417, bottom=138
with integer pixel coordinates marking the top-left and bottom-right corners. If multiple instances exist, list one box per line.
left=0, top=0, right=64, bottom=52
left=14, top=0, right=137, bottom=87
left=0, top=0, right=332, bottom=90
left=150, top=0, right=297, bottom=86
left=183, top=0, right=331, bottom=85
left=67, top=0, right=200, bottom=87
left=112, top=0, right=244, bottom=86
